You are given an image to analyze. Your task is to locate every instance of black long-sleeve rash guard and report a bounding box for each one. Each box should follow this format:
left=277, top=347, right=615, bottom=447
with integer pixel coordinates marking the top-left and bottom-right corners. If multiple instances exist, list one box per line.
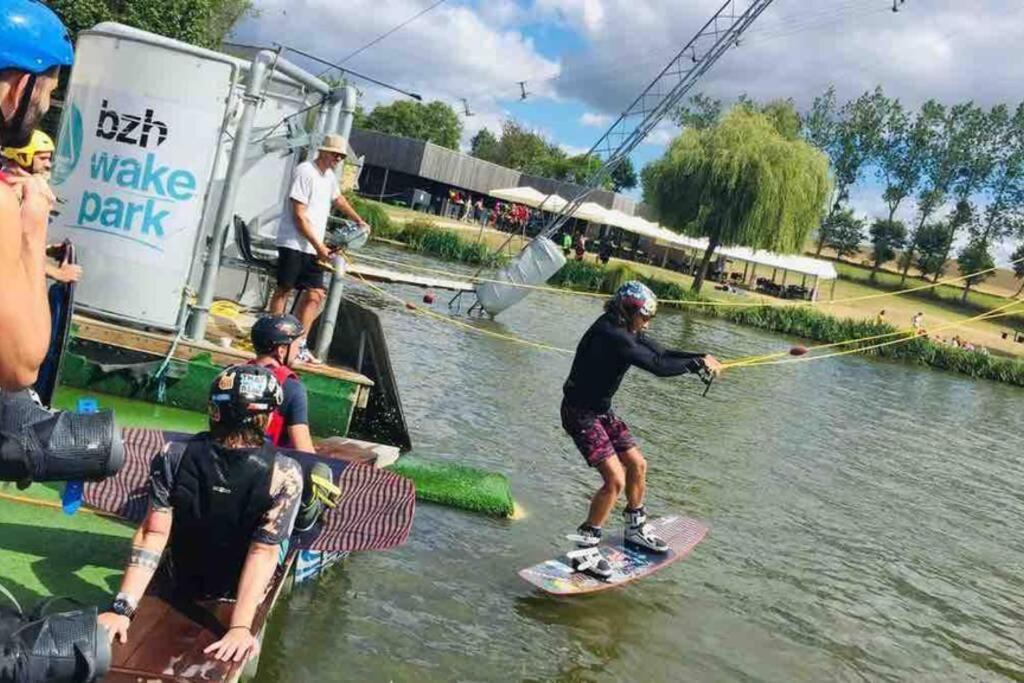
left=562, top=313, right=705, bottom=413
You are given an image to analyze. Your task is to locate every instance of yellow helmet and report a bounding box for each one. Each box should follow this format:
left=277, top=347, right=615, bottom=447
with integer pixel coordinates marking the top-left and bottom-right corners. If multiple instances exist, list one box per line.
left=2, top=130, right=56, bottom=170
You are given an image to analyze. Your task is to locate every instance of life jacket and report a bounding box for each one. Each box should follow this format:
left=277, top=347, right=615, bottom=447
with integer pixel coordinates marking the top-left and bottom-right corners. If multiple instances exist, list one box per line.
left=167, top=433, right=275, bottom=599
left=247, top=360, right=299, bottom=447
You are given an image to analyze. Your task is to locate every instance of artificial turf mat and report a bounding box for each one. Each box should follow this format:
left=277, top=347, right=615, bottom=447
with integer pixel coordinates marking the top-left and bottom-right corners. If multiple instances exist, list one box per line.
left=388, top=455, right=515, bottom=518
left=0, top=483, right=132, bottom=608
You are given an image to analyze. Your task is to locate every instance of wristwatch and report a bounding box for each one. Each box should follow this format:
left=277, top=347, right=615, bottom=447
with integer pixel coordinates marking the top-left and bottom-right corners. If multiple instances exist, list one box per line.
left=110, top=592, right=137, bottom=620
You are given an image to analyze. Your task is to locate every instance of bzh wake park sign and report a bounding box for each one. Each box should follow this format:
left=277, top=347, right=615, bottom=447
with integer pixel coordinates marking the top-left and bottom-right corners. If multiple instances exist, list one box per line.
left=50, top=31, right=232, bottom=328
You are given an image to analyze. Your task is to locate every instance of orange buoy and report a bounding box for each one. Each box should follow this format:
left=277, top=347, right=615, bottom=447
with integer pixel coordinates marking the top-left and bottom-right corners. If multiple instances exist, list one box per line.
left=405, top=302, right=417, bottom=311
left=789, top=345, right=809, bottom=356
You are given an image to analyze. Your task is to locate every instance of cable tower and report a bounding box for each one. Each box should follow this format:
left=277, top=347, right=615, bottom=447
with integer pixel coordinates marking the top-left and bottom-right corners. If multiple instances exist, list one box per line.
left=472, top=0, right=778, bottom=316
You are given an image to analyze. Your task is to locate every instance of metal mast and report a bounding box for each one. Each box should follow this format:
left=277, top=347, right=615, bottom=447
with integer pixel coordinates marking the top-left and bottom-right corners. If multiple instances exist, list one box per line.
left=474, top=0, right=777, bottom=316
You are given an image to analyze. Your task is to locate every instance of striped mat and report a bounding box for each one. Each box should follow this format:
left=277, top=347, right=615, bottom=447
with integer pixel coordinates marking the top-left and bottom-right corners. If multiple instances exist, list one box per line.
left=84, top=428, right=415, bottom=553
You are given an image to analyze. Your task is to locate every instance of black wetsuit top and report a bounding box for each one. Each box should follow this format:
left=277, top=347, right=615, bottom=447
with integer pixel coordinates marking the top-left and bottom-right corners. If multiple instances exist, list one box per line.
left=563, top=313, right=704, bottom=413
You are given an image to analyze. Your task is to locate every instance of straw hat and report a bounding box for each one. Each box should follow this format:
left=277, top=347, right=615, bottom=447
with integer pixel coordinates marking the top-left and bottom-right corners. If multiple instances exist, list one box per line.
left=318, top=133, right=348, bottom=156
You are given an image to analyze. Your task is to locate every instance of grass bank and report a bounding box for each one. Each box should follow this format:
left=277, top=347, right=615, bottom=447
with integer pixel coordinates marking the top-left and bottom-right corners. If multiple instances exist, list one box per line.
left=348, top=194, right=509, bottom=268
left=528, top=260, right=1024, bottom=387
left=351, top=199, right=1023, bottom=385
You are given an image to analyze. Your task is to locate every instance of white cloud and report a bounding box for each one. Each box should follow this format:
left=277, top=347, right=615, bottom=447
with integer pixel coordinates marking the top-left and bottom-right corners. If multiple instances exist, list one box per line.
left=551, top=0, right=1024, bottom=118
left=237, top=0, right=561, bottom=150
left=532, top=0, right=606, bottom=32
left=579, top=112, right=610, bottom=127
left=560, top=143, right=592, bottom=156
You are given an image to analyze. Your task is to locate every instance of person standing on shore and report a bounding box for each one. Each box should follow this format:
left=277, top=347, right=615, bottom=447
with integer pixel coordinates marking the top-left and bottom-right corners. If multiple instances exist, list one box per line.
left=269, top=134, right=370, bottom=363
left=560, top=281, right=722, bottom=579
left=3, top=129, right=83, bottom=284
left=0, top=0, right=73, bottom=389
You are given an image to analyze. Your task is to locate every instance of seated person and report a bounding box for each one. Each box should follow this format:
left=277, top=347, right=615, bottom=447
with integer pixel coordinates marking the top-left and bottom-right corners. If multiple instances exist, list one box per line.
left=248, top=313, right=313, bottom=452
left=98, top=365, right=303, bottom=664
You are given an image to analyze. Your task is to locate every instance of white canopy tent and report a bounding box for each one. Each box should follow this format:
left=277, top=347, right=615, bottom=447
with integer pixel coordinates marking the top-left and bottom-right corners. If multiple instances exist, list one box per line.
left=489, top=186, right=569, bottom=212
left=487, top=186, right=836, bottom=295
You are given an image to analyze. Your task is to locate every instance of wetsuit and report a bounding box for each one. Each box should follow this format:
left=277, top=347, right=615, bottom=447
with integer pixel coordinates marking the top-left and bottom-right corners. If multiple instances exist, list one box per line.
left=561, top=313, right=704, bottom=466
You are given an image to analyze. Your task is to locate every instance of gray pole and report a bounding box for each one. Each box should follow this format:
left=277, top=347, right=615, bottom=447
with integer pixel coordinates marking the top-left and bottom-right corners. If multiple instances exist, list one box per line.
left=314, top=85, right=359, bottom=361
left=378, top=167, right=389, bottom=202
left=186, top=50, right=274, bottom=341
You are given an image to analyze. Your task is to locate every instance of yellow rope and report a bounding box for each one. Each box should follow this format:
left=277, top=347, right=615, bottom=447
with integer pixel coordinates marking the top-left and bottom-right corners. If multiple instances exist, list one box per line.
left=0, top=490, right=126, bottom=522
left=348, top=268, right=1021, bottom=373
left=727, top=298, right=1024, bottom=369
left=349, top=271, right=574, bottom=355
left=353, top=250, right=1024, bottom=310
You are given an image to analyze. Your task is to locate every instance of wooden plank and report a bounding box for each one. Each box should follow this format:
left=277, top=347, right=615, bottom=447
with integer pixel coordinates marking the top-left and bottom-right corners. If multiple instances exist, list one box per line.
left=105, top=553, right=296, bottom=683
left=73, top=314, right=373, bottom=387
left=348, top=262, right=473, bottom=292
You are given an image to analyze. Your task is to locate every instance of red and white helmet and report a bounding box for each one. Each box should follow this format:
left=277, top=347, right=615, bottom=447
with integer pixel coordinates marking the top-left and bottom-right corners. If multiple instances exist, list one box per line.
left=614, top=281, right=657, bottom=318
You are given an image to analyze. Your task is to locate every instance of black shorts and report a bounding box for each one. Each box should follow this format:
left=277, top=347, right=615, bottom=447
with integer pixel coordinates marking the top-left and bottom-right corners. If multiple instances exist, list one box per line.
left=277, top=247, right=327, bottom=291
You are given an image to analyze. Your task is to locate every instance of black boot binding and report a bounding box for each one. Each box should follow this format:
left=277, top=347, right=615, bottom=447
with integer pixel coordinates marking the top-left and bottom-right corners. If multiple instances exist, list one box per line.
left=0, top=390, right=124, bottom=488
left=0, top=587, right=110, bottom=683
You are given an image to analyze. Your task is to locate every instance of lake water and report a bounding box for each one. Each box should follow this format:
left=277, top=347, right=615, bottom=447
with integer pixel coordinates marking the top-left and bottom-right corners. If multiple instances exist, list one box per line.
left=256, top=245, right=1024, bottom=682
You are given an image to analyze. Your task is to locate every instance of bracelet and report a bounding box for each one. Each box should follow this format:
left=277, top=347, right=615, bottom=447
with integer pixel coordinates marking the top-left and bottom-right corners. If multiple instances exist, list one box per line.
left=228, top=625, right=251, bottom=632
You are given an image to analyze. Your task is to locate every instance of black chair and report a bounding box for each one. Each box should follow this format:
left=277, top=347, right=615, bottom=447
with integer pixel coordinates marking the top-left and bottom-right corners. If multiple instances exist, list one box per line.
left=233, top=215, right=275, bottom=270
left=232, top=215, right=276, bottom=308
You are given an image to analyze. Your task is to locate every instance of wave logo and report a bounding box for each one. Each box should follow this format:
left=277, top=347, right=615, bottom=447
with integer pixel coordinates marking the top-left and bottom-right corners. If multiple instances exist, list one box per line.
left=51, top=103, right=83, bottom=187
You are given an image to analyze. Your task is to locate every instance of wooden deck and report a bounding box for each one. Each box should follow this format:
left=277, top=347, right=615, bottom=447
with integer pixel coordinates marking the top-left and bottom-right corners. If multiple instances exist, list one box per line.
left=73, top=314, right=373, bottom=387
left=104, top=553, right=296, bottom=683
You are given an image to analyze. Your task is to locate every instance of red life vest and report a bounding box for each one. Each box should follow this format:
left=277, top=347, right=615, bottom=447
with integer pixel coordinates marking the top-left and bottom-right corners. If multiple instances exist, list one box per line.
left=247, top=360, right=299, bottom=447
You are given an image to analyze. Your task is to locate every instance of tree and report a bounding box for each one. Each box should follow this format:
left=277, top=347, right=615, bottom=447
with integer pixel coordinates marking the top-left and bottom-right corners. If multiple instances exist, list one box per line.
left=643, top=107, right=831, bottom=292
left=819, top=208, right=865, bottom=260
left=875, top=97, right=928, bottom=225
left=976, top=104, right=1024, bottom=252
left=470, top=128, right=501, bottom=161
left=610, top=157, right=638, bottom=192
left=361, top=100, right=462, bottom=150
left=868, top=219, right=907, bottom=280
left=913, top=221, right=952, bottom=281
left=956, top=239, right=995, bottom=302
left=900, top=101, right=977, bottom=285
left=931, top=103, right=992, bottom=282
left=51, top=0, right=255, bottom=48
left=803, top=86, right=885, bottom=254
left=673, top=93, right=723, bottom=130
left=1012, top=243, right=1024, bottom=296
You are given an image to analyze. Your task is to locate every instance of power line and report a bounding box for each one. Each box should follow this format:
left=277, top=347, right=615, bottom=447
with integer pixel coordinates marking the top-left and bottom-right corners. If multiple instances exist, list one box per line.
left=338, top=0, right=452, bottom=66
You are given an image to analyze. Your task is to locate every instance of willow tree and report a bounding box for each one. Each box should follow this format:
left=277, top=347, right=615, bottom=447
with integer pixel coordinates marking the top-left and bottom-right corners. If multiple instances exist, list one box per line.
left=642, top=107, right=832, bottom=292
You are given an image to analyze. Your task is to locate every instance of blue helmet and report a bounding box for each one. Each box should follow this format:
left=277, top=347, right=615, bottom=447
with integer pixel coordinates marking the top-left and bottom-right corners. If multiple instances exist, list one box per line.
left=0, top=0, right=74, bottom=74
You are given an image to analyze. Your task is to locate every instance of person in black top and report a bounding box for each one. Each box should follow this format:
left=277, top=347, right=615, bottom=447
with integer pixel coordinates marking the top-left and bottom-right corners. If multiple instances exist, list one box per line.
left=97, top=365, right=304, bottom=665
left=561, top=281, right=721, bottom=579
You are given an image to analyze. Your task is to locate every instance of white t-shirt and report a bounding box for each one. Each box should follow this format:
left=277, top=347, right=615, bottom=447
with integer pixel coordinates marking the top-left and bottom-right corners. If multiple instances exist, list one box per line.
left=276, top=160, right=340, bottom=254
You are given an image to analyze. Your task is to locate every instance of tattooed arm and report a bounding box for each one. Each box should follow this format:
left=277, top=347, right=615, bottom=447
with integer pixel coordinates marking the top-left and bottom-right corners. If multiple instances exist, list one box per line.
left=98, top=506, right=173, bottom=644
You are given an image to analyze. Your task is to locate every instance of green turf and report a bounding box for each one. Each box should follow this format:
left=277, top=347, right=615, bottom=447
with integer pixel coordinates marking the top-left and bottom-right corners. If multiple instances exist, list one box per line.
left=388, top=455, right=515, bottom=518
left=54, top=388, right=517, bottom=517
left=53, top=386, right=207, bottom=432
left=0, top=483, right=133, bottom=607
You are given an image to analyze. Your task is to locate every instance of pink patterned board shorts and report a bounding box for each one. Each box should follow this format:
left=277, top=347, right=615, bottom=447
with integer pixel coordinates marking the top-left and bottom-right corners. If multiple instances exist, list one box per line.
left=560, top=400, right=637, bottom=467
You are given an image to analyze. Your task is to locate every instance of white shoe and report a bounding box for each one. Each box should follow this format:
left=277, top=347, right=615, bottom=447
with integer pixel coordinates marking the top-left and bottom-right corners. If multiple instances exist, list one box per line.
left=566, top=525, right=612, bottom=579
left=296, top=344, right=323, bottom=365
left=623, top=508, right=668, bottom=553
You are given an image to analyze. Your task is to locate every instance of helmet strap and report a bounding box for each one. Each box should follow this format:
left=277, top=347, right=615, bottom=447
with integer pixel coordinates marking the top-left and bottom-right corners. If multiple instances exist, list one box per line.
left=0, top=75, right=38, bottom=149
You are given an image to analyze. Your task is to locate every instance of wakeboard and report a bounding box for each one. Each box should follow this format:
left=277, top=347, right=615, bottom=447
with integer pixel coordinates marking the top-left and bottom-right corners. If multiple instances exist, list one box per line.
left=83, top=428, right=416, bottom=553
left=34, top=240, right=76, bottom=407
left=519, top=515, right=708, bottom=596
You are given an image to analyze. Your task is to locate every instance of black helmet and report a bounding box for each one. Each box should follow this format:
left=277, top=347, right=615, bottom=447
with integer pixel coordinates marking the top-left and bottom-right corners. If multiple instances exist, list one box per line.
left=251, top=314, right=304, bottom=355
left=209, top=365, right=283, bottom=427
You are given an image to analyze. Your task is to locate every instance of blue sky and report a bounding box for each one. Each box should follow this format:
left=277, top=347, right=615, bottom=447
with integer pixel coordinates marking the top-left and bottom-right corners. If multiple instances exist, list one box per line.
left=237, top=0, right=1024, bottom=262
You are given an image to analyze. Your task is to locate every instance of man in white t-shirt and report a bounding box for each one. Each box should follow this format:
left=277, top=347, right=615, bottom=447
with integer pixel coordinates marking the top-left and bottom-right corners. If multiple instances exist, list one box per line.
left=270, top=134, right=369, bottom=363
